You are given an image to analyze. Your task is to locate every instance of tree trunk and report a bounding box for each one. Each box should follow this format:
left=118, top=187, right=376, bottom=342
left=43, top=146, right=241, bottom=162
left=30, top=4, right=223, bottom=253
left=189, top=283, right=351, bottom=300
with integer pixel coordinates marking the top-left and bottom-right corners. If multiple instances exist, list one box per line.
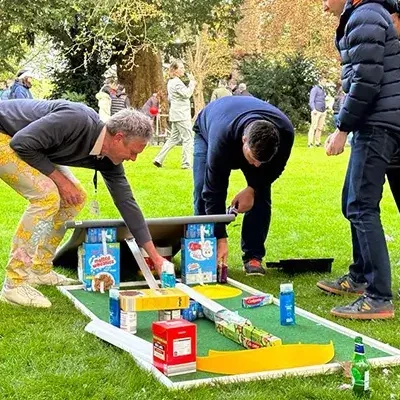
left=193, top=77, right=205, bottom=120
left=117, top=48, right=166, bottom=110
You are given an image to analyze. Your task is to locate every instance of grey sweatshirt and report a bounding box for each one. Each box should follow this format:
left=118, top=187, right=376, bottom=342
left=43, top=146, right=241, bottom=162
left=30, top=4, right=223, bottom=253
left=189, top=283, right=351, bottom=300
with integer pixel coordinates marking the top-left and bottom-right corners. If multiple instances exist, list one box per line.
left=0, top=99, right=151, bottom=245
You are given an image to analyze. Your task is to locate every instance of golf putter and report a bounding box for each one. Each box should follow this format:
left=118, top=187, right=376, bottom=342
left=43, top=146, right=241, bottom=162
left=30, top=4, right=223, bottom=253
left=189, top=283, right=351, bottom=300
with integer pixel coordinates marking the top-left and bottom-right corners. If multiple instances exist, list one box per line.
left=125, top=238, right=159, bottom=289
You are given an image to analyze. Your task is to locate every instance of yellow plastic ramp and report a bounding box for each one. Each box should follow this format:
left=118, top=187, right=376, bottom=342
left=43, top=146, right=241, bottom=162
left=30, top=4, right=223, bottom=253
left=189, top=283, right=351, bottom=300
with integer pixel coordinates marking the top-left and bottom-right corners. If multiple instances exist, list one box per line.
left=192, top=284, right=242, bottom=300
left=197, top=342, right=334, bottom=375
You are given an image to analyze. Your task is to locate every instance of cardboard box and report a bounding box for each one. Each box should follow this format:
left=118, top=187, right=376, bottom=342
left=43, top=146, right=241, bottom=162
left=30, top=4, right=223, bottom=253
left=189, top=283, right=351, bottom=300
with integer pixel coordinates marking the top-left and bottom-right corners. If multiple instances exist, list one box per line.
left=181, top=238, right=217, bottom=284
left=184, top=223, right=214, bottom=239
left=152, top=319, right=196, bottom=376
left=119, top=288, right=189, bottom=312
left=85, top=227, right=117, bottom=244
left=78, top=243, right=120, bottom=291
left=158, top=310, right=181, bottom=321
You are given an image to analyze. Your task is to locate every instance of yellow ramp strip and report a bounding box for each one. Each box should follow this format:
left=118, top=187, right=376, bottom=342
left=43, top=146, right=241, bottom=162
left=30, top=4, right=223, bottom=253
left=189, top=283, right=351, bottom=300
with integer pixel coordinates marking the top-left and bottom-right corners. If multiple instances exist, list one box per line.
left=197, top=342, right=334, bottom=375
left=192, top=284, right=242, bottom=299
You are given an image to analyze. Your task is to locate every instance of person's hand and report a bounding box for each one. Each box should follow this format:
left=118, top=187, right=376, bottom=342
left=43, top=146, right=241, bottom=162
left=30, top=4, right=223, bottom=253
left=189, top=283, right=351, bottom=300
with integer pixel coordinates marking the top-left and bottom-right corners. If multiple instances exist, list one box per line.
left=231, top=186, right=255, bottom=213
left=325, top=129, right=348, bottom=156
left=217, top=238, right=228, bottom=264
left=152, top=256, right=167, bottom=276
left=56, top=179, right=84, bottom=206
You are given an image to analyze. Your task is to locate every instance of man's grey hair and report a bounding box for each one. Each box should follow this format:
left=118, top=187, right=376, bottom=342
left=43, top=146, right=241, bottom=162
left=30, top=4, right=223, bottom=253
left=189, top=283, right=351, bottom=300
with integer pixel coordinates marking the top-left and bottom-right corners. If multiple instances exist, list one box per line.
left=238, top=83, right=247, bottom=91
left=106, top=109, right=153, bottom=142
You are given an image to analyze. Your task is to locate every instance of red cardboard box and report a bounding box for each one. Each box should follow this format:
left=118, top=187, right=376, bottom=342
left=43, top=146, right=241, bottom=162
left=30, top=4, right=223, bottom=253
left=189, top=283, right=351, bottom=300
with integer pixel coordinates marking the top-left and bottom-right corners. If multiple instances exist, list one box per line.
left=152, top=319, right=196, bottom=376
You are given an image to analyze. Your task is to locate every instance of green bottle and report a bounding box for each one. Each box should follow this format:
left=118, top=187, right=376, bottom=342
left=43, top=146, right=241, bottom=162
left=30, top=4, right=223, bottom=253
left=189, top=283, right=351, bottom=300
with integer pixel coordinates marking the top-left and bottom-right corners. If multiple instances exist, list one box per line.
left=351, top=336, right=371, bottom=398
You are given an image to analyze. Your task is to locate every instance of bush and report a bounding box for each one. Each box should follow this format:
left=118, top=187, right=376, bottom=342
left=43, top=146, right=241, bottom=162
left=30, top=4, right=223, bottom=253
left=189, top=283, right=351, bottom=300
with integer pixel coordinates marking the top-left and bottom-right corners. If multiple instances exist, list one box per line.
left=239, top=53, right=320, bottom=129
left=60, top=90, right=87, bottom=103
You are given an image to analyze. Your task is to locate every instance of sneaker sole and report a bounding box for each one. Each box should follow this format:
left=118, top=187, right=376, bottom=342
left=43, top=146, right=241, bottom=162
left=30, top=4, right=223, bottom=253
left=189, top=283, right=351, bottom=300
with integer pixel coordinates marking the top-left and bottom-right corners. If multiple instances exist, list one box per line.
left=242, top=266, right=266, bottom=276
left=29, top=281, right=80, bottom=287
left=330, top=309, right=394, bottom=320
left=0, top=294, right=51, bottom=308
left=316, top=282, right=365, bottom=296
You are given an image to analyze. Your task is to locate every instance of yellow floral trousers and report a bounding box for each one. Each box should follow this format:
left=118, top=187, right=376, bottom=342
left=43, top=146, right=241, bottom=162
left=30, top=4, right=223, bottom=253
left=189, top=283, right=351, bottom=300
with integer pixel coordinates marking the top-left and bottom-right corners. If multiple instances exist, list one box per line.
left=0, top=133, right=86, bottom=286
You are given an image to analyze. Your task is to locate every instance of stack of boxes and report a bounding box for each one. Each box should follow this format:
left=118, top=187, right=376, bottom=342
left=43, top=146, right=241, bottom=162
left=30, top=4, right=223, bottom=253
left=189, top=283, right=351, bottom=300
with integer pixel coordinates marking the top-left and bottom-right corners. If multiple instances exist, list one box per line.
left=181, top=223, right=217, bottom=284
left=78, top=227, right=120, bottom=292
left=108, top=286, right=197, bottom=377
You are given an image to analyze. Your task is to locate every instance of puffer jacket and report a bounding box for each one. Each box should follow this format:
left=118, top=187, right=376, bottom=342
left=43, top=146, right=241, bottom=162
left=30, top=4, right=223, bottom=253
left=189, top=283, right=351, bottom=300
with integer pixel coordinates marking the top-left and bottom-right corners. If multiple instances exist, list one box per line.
left=336, top=0, right=400, bottom=133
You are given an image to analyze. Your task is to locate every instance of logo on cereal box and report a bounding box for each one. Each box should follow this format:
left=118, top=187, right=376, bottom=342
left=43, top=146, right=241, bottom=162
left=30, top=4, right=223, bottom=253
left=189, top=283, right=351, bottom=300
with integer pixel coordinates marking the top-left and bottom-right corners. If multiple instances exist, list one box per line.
left=188, top=240, right=214, bottom=260
left=188, top=263, right=200, bottom=271
left=89, top=254, right=116, bottom=269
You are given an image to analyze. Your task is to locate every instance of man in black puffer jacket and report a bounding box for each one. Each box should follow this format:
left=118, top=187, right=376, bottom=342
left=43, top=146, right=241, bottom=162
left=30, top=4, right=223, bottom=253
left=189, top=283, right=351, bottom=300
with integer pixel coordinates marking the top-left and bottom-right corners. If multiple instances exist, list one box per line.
left=317, top=0, right=400, bottom=320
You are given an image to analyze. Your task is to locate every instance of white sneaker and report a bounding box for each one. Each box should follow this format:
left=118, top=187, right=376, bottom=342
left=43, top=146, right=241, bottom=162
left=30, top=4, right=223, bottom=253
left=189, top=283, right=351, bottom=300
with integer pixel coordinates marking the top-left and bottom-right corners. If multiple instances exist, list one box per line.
left=0, top=284, right=52, bottom=308
left=28, top=270, right=79, bottom=286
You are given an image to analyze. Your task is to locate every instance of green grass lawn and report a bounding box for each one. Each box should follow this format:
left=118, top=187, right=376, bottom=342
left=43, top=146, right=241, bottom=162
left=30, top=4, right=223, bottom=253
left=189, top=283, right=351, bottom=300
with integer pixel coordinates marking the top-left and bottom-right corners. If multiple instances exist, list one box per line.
left=1, top=135, right=400, bottom=399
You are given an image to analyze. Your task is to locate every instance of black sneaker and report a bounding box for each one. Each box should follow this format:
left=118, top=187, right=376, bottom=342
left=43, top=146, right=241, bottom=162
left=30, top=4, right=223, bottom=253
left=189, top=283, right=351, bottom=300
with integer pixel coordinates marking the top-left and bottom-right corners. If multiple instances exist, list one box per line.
left=317, top=274, right=367, bottom=296
left=243, top=259, right=266, bottom=276
left=330, top=295, right=394, bottom=320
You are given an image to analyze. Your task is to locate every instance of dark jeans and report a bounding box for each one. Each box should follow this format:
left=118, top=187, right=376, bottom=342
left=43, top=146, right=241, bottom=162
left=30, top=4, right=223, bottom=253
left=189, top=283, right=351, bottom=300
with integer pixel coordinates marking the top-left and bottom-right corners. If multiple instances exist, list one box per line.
left=193, top=133, right=271, bottom=262
left=387, top=164, right=400, bottom=213
left=342, top=127, right=399, bottom=300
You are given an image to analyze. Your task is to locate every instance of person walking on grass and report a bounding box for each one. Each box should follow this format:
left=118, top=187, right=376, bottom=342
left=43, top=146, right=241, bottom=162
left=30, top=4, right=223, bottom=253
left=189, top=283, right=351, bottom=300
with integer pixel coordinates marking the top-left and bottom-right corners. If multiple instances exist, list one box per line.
left=153, top=60, right=196, bottom=169
left=0, top=100, right=171, bottom=308
left=317, top=0, right=400, bottom=320
left=193, top=96, right=294, bottom=276
left=307, top=78, right=327, bottom=148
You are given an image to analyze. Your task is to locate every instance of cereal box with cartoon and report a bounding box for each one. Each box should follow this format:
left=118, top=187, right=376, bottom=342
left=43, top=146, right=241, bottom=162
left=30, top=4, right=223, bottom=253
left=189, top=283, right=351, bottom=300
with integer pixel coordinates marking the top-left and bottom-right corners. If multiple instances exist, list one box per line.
left=181, top=237, right=217, bottom=284
left=78, top=242, right=120, bottom=291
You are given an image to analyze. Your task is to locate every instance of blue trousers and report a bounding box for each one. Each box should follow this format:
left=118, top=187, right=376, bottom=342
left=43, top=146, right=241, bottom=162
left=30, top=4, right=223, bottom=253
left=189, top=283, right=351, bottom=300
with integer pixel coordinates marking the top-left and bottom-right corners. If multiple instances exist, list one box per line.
left=193, top=134, right=271, bottom=262
left=343, top=127, right=399, bottom=300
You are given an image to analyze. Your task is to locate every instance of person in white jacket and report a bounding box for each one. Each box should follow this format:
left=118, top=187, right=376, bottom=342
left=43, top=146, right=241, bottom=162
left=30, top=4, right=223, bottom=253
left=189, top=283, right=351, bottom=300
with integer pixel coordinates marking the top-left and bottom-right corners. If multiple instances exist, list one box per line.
left=153, top=60, right=196, bottom=169
left=96, top=85, right=113, bottom=122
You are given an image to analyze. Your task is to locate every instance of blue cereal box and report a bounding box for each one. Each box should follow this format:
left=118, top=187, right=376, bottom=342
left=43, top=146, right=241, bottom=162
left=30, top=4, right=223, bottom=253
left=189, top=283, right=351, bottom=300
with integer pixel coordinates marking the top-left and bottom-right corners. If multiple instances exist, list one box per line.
left=181, top=237, right=217, bottom=284
left=85, top=227, right=117, bottom=244
left=184, top=223, right=214, bottom=239
left=78, top=243, right=120, bottom=291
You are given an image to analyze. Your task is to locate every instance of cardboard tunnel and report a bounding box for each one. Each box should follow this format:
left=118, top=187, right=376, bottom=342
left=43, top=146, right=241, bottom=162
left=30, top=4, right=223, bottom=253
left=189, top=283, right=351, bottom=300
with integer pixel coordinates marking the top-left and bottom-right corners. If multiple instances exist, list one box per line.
left=53, top=215, right=234, bottom=278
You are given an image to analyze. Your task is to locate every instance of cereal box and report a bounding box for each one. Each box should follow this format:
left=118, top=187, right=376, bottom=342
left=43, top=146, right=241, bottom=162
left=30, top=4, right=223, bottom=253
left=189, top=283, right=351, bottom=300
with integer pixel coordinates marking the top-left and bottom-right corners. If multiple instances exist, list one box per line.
left=181, top=237, right=217, bottom=284
left=119, top=288, right=189, bottom=312
left=184, top=223, right=214, bottom=239
left=152, top=319, right=196, bottom=376
left=78, top=243, right=120, bottom=291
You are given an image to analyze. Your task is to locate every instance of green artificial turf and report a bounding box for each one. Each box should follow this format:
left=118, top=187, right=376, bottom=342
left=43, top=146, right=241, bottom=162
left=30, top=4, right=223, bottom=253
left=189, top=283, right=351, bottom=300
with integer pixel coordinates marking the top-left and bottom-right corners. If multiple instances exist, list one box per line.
left=69, top=285, right=390, bottom=383
left=1, top=136, right=400, bottom=399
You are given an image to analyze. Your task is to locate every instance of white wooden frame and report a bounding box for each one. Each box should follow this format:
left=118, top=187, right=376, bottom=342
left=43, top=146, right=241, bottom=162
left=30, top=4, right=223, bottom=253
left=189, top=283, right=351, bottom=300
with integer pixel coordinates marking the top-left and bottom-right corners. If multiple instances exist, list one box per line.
left=58, top=279, right=400, bottom=389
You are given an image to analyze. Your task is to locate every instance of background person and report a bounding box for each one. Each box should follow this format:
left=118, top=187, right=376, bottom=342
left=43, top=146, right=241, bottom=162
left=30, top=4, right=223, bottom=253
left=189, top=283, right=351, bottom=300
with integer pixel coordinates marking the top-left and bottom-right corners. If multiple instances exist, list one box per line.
left=9, top=70, right=34, bottom=99
left=153, top=60, right=196, bottom=169
left=111, top=84, right=130, bottom=115
left=210, top=79, right=232, bottom=102
left=96, top=84, right=113, bottom=122
left=307, top=78, right=327, bottom=147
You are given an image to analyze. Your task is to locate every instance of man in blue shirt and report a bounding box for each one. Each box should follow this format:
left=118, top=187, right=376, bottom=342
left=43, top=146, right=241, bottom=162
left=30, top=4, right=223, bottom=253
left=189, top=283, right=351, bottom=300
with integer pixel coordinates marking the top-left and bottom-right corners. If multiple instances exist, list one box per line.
left=193, top=96, right=294, bottom=275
